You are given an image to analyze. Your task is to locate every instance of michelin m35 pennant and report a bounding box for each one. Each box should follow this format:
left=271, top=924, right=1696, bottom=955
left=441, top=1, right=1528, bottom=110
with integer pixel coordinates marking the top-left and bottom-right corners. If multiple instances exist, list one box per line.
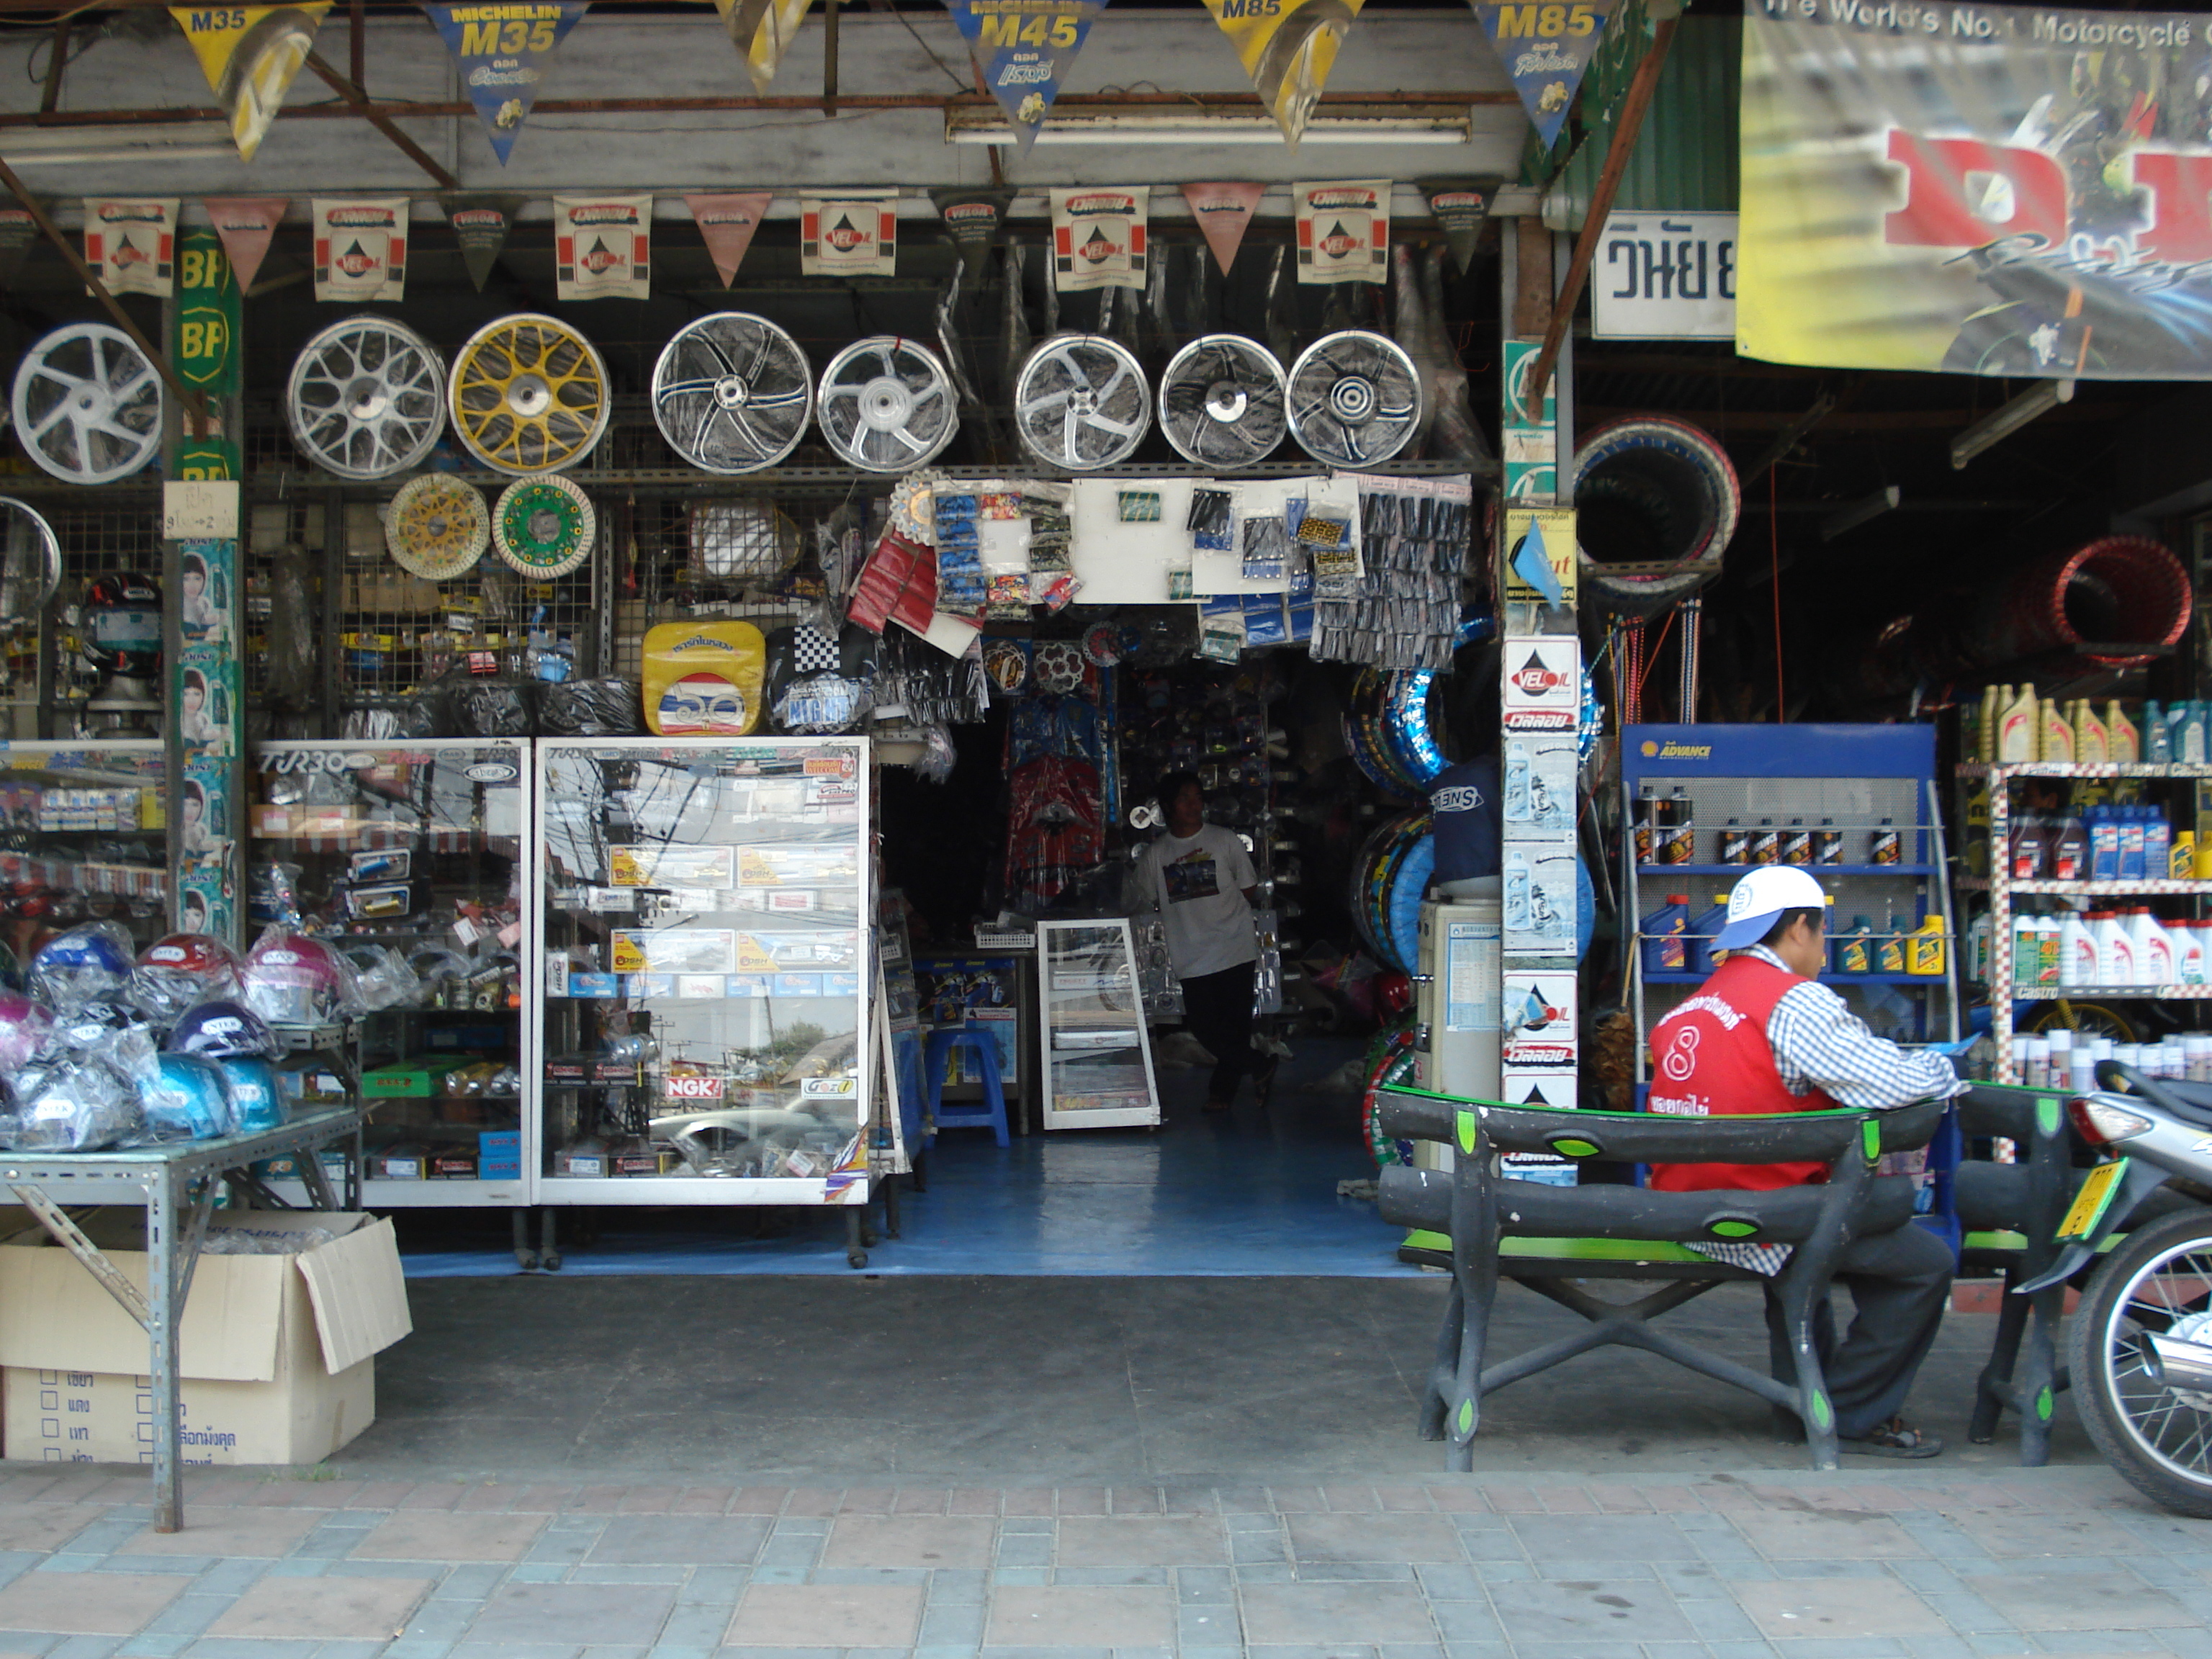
left=1200, top=0, right=1367, bottom=146
left=170, top=2, right=330, bottom=161
left=1740, top=0, right=2212, bottom=379
left=425, top=2, right=590, bottom=165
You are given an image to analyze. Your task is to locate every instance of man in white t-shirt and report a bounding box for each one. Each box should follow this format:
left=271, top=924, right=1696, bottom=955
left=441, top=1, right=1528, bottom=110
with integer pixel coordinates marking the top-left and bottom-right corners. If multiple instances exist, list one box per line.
left=1130, top=772, right=1274, bottom=1112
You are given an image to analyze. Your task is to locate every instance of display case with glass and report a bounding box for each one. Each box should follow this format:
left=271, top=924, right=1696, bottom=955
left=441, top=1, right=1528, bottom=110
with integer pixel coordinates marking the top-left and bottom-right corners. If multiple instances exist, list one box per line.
left=532, top=737, right=871, bottom=1208
left=1036, top=920, right=1161, bottom=1130
left=250, top=740, right=531, bottom=1206
left=0, top=741, right=169, bottom=968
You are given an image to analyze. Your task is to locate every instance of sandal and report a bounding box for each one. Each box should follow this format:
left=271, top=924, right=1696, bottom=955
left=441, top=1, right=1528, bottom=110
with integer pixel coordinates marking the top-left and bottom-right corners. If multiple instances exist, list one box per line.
left=1251, top=1056, right=1279, bottom=1109
left=1838, top=1416, right=1943, bottom=1459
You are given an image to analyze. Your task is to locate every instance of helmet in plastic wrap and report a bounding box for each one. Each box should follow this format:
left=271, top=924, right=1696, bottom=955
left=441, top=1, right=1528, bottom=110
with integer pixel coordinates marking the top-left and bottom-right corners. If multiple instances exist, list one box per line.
left=216, top=1057, right=285, bottom=1134
left=29, top=921, right=135, bottom=1010
left=164, top=999, right=280, bottom=1061
left=0, top=1058, right=139, bottom=1153
left=133, top=932, right=246, bottom=1025
left=241, top=933, right=353, bottom=1027
left=0, top=994, right=53, bottom=1071
left=0, top=939, right=21, bottom=992
left=80, top=572, right=163, bottom=678
left=140, top=1053, right=233, bottom=1141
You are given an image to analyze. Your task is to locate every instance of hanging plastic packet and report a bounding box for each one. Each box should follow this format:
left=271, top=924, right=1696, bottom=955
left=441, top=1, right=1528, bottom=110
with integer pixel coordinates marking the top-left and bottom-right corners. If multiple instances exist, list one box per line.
left=1187, top=487, right=1234, bottom=552
left=1241, top=515, right=1290, bottom=583
left=1199, top=596, right=1246, bottom=663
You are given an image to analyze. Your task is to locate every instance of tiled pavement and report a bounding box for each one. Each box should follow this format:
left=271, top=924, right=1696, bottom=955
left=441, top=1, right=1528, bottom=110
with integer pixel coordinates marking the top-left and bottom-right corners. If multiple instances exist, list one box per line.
left=0, top=1467, right=2203, bottom=1659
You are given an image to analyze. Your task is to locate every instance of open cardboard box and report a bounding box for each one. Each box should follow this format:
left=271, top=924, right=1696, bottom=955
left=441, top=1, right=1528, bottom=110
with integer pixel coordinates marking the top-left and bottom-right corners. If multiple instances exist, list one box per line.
left=0, top=1210, right=411, bottom=1466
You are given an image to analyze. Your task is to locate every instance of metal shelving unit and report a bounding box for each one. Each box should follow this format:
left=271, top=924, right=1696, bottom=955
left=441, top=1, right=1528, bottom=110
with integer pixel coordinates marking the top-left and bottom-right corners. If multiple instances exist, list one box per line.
left=1962, top=759, right=2212, bottom=1081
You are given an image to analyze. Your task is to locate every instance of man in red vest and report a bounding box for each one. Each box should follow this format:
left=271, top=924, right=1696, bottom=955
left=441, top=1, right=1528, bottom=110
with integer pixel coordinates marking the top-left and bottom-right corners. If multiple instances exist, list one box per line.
left=1647, top=866, right=1964, bottom=1457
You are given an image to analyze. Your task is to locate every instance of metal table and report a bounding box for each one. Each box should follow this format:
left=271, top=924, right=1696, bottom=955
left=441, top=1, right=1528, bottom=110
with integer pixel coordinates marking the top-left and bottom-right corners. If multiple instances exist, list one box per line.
left=1, top=1106, right=364, bottom=1532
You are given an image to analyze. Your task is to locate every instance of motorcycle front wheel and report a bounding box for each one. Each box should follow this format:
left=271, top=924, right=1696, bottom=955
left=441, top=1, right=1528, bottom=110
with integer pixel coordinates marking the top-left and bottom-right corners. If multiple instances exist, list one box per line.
left=2072, top=1206, right=2212, bottom=1516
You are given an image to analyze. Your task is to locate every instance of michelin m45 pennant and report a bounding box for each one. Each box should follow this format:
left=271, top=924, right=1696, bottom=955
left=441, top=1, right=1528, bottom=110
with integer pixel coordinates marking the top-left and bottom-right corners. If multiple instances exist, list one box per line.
left=425, top=1, right=590, bottom=165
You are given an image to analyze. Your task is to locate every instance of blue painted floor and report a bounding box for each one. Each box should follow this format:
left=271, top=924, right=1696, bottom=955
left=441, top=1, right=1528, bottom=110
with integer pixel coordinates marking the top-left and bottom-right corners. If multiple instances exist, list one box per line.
left=397, top=1040, right=1424, bottom=1278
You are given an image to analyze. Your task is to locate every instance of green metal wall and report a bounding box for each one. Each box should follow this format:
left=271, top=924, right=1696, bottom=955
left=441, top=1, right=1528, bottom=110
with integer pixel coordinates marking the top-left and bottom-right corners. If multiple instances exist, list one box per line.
left=1537, top=14, right=1740, bottom=231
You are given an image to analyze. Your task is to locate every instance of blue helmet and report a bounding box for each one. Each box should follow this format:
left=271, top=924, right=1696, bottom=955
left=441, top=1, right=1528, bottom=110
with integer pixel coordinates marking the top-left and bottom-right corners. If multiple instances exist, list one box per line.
left=216, top=1057, right=284, bottom=1134
left=30, top=922, right=135, bottom=1010
left=164, top=999, right=280, bottom=1061
left=140, top=1053, right=233, bottom=1141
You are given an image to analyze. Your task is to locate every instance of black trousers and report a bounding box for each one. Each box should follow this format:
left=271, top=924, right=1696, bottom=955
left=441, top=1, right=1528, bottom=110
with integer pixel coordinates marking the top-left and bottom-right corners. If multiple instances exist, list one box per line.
left=1179, top=961, right=1261, bottom=1105
left=1764, top=1220, right=1955, bottom=1439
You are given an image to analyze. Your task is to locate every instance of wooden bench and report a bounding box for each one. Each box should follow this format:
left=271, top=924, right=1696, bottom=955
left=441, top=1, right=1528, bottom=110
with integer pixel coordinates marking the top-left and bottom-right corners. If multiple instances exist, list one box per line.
left=1376, top=1086, right=1944, bottom=1470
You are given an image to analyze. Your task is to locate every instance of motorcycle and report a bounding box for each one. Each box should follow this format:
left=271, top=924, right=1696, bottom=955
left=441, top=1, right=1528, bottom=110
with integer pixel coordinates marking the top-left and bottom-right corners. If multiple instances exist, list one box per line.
left=2020, top=1060, right=2212, bottom=1514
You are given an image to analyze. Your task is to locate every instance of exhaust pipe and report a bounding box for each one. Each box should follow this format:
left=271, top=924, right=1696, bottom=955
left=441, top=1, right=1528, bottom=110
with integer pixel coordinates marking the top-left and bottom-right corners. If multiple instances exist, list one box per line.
left=2144, top=1333, right=2212, bottom=1393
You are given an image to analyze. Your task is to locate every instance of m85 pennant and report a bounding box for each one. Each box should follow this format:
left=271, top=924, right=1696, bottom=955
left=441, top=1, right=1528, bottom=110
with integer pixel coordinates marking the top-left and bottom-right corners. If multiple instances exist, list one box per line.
left=945, top=0, right=1107, bottom=153
left=424, top=1, right=590, bottom=165
left=1200, top=0, right=1367, bottom=146
left=170, top=3, right=330, bottom=161
left=1470, top=0, right=1613, bottom=151
left=714, top=0, right=814, bottom=93
left=1294, top=179, right=1388, bottom=284
left=800, top=193, right=896, bottom=277
left=555, top=194, right=651, bottom=298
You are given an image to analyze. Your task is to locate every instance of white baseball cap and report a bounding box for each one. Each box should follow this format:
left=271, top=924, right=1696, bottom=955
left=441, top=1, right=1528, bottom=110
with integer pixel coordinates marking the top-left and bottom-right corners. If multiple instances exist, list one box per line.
left=1713, top=866, right=1828, bottom=951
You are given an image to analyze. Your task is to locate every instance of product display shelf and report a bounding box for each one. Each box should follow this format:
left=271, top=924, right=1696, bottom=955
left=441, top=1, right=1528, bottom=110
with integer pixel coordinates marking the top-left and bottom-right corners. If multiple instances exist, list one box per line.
left=531, top=737, right=874, bottom=1236
left=1966, top=757, right=2210, bottom=1082
left=0, top=1104, right=361, bottom=1533
left=1036, top=919, right=1161, bottom=1131
left=249, top=742, right=531, bottom=1209
left=1624, top=725, right=1961, bottom=1097
left=0, top=740, right=171, bottom=925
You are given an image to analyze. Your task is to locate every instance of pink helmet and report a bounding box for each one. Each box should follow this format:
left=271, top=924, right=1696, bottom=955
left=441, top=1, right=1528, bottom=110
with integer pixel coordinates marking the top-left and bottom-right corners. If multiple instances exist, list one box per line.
left=240, top=933, right=355, bottom=1027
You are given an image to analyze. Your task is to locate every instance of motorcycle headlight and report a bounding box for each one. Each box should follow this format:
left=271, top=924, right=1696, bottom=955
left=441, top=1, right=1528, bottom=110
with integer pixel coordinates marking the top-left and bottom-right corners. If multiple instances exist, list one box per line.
left=2069, top=1092, right=2154, bottom=1146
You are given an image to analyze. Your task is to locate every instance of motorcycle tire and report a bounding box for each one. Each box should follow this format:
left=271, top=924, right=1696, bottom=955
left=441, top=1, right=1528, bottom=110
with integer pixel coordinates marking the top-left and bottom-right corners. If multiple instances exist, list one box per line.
left=2069, top=1205, right=2212, bottom=1517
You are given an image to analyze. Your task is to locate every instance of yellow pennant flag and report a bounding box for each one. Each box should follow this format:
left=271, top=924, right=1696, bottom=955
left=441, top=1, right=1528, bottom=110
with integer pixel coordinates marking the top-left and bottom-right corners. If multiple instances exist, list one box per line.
left=171, top=3, right=332, bottom=162
left=1200, top=0, right=1366, bottom=147
left=712, top=0, right=816, bottom=94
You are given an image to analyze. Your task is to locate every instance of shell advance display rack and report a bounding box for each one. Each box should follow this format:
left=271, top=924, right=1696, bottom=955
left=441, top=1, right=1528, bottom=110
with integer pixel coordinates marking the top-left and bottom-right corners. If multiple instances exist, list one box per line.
left=1622, top=724, right=1962, bottom=1106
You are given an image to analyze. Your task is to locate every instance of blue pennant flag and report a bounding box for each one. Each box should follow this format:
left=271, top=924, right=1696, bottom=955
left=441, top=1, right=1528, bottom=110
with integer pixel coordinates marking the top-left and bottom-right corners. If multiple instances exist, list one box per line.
left=945, top=0, right=1108, bottom=153
left=425, top=2, right=590, bottom=165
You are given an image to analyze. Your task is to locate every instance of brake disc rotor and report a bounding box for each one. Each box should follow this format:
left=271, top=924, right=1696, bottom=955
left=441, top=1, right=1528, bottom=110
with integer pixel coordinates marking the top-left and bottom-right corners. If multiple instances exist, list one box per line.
left=287, top=315, right=447, bottom=480
left=10, top=323, right=163, bottom=485
left=1287, top=329, right=1423, bottom=467
left=385, top=475, right=490, bottom=580
left=1157, top=334, right=1287, bottom=467
left=815, top=336, right=958, bottom=472
left=448, top=313, right=611, bottom=475
left=1012, top=334, right=1151, bottom=471
left=652, top=313, right=813, bottom=474
left=493, top=475, right=595, bottom=577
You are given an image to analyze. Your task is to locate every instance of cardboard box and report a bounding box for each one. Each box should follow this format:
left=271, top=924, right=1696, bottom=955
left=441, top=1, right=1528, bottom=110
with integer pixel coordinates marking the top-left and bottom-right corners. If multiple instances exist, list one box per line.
left=0, top=1211, right=411, bottom=1466
left=362, top=1058, right=469, bottom=1098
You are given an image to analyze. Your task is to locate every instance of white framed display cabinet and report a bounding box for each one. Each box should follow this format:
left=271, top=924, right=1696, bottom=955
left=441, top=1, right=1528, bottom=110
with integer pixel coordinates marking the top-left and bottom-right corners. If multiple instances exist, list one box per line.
left=0, top=739, right=168, bottom=940
left=531, top=736, right=873, bottom=1212
left=250, top=739, right=533, bottom=1209
left=1035, top=919, right=1161, bottom=1130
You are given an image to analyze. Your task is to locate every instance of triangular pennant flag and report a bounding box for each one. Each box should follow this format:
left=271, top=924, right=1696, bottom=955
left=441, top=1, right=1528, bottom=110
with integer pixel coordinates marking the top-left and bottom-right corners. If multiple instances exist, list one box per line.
left=713, top=0, right=816, bottom=94
left=169, top=4, right=331, bottom=161
left=1293, top=180, right=1388, bottom=284
left=1200, top=0, right=1366, bottom=146
left=1419, top=176, right=1500, bottom=274
left=424, top=2, right=590, bottom=165
left=1181, top=182, right=1263, bottom=275
left=202, top=197, right=286, bottom=293
left=685, top=191, right=772, bottom=287
left=0, top=202, right=41, bottom=290
left=944, top=0, right=1107, bottom=153
left=930, top=186, right=1012, bottom=279
left=1470, top=0, right=1615, bottom=151
left=439, top=194, right=524, bottom=290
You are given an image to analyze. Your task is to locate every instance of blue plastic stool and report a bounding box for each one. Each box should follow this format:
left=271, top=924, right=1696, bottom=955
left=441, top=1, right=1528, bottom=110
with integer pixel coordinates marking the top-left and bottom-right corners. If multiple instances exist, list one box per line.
left=924, top=1025, right=1010, bottom=1148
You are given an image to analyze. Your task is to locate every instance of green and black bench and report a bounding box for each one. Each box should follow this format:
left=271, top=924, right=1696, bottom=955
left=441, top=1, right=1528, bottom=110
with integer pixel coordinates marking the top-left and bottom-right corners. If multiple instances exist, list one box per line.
left=1376, top=1085, right=1944, bottom=1471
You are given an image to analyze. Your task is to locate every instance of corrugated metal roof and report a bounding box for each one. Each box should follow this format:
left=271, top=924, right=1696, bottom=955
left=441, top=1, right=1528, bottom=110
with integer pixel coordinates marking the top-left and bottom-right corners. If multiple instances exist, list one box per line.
left=1540, top=15, right=1740, bottom=230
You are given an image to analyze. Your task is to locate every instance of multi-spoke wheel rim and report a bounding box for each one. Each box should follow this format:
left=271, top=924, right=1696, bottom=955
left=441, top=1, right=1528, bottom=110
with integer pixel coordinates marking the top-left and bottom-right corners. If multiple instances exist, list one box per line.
left=1287, top=329, right=1422, bottom=467
left=385, top=475, right=490, bottom=580
left=493, top=475, right=595, bottom=577
left=1012, top=334, right=1150, bottom=471
left=1158, top=334, right=1286, bottom=467
left=652, top=313, right=812, bottom=474
left=815, top=336, right=957, bottom=472
left=287, top=316, right=447, bottom=480
left=447, top=313, right=610, bottom=475
left=2097, top=1236, right=2212, bottom=1484
left=10, top=323, right=163, bottom=485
